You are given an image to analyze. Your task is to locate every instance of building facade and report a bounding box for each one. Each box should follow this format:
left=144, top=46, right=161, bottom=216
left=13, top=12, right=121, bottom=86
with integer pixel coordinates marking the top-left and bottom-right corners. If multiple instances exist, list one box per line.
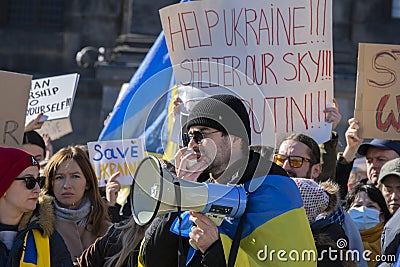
left=0, top=0, right=399, bottom=150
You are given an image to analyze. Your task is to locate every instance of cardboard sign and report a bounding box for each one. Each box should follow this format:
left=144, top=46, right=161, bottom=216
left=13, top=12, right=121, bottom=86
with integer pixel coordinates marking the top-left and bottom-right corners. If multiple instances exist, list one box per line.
left=355, top=43, right=400, bottom=140
left=160, top=0, right=334, bottom=145
left=88, top=139, right=145, bottom=186
left=0, top=71, right=32, bottom=148
left=36, top=118, right=73, bottom=141
left=25, top=73, right=80, bottom=123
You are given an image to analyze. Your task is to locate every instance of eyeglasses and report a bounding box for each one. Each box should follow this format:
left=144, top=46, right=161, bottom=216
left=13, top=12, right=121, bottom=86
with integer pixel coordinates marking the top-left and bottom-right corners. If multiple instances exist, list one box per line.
left=15, top=176, right=45, bottom=190
left=182, top=130, right=220, bottom=147
left=273, top=154, right=314, bottom=168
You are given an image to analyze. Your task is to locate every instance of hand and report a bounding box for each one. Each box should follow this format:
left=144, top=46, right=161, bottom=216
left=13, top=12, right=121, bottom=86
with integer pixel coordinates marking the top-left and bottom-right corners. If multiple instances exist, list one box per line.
left=189, top=211, right=219, bottom=253
left=41, top=133, right=53, bottom=160
left=105, top=172, right=121, bottom=207
left=324, top=98, right=341, bottom=130
left=343, top=118, right=363, bottom=162
left=173, top=96, right=183, bottom=116
left=104, top=112, right=112, bottom=127
left=25, top=113, right=46, bottom=132
left=174, top=147, right=207, bottom=182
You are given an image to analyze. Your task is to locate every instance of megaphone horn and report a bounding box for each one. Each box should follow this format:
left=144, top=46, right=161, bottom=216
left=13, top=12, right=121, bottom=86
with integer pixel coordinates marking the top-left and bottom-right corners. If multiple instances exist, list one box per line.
left=130, top=156, right=247, bottom=226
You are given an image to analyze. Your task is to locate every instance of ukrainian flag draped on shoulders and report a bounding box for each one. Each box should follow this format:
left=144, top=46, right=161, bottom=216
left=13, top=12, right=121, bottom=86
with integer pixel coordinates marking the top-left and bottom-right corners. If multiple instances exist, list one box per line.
left=169, top=174, right=317, bottom=266
left=19, top=229, right=50, bottom=267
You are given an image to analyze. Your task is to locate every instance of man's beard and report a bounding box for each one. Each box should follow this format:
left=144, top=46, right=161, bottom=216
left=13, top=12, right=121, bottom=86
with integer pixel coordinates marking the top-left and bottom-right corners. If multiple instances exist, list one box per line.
left=204, top=149, right=231, bottom=178
left=287, top=167, right=312, bottom=179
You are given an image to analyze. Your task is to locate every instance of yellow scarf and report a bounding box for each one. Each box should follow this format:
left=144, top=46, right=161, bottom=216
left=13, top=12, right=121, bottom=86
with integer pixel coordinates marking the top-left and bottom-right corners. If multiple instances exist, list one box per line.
left=19, top=229, right=50, bottom=267
left=360, top=222, right=384, bottom=267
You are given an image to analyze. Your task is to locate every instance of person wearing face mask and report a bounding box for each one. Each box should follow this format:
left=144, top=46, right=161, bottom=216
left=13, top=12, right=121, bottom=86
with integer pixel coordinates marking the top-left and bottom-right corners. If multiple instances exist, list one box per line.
left=345, top=183, right=391, bottom=267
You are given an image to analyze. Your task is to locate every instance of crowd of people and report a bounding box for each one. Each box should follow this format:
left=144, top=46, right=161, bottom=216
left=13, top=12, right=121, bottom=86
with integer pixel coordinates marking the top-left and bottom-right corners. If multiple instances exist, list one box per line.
left=0, top=92, right=399, bottom=267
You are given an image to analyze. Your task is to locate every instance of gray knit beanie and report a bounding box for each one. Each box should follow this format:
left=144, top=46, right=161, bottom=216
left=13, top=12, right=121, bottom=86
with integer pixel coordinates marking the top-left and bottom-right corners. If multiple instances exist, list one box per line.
left=186, top=94, right=251, bottom=144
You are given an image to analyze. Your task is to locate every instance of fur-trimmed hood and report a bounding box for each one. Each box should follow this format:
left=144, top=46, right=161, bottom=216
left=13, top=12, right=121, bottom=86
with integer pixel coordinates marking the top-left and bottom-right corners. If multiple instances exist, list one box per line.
left=18, top=194, right=55, bottom=237
left=293, top=178, right=341, bottom=223
left=319, top=180, right=340, bottom=215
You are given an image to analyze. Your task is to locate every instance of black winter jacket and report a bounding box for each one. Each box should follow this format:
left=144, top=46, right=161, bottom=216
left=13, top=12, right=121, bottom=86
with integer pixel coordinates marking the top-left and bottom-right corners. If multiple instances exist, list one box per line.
left=139, top=151, right=288, bottom=267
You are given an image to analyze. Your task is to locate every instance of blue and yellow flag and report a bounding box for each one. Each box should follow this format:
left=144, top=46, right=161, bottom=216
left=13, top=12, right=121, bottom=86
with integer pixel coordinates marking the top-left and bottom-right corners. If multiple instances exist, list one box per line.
left=98, top=31, right=175, bottom=156
left=98, top=1, right=192, bottom=159
left=169, top=174, right=318, bottom=266
left=20, top=229, right=50, bottom=267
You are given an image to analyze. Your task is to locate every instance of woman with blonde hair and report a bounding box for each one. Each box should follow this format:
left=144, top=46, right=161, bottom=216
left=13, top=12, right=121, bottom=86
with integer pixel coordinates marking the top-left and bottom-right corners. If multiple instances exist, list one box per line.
left=43, top=145, right=111, bottom=262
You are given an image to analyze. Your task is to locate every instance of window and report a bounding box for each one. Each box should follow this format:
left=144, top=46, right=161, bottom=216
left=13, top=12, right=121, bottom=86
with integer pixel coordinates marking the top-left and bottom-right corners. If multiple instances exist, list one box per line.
left=5, top=0, right=64, bottom=31
left=393, top=0, right=400, bottom=18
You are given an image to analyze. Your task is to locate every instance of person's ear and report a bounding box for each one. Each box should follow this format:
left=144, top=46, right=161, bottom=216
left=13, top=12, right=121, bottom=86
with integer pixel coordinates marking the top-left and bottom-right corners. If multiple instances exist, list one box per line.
left=230, top=135, right=243, bottom=147
left=379, top=212, right=385, bottom=223
left=311, top=163, right=322, bottom=180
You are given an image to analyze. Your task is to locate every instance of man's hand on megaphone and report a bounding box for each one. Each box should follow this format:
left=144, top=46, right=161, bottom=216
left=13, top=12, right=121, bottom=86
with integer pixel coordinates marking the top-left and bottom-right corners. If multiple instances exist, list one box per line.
left=189, top=211, right=219, bottom=253
left=175, top=147, right=207, bottom=182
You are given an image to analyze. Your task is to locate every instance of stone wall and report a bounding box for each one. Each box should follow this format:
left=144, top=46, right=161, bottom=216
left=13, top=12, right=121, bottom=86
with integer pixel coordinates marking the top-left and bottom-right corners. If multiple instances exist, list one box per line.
left=0, top=0, right=399, bottom=151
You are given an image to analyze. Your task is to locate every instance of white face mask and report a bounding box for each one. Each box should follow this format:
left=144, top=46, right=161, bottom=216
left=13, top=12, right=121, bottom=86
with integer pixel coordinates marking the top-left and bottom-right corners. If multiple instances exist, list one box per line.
left=348, top=206, right=380, bottom=231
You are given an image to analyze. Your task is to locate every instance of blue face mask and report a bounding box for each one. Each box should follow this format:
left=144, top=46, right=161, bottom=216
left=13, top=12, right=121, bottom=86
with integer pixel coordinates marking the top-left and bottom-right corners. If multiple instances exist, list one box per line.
left=348, top=206, right=380, bottom=231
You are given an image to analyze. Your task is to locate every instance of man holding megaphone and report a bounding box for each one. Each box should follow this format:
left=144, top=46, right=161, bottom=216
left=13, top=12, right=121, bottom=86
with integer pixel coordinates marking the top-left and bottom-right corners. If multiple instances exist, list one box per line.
left=138, top=94, right=317, bottom=267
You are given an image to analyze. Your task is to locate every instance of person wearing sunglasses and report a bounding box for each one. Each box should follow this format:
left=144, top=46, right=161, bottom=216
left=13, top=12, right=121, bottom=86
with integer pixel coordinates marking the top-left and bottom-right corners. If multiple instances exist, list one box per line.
left=140, top=94, right=317, bottom=267
left=42, top=146, right=112, bottom=263
left=274, top=133, right=323, bottom=180
left=275, top=133, right=367, bottom=267
left=0, top=146, right=73, bottom=266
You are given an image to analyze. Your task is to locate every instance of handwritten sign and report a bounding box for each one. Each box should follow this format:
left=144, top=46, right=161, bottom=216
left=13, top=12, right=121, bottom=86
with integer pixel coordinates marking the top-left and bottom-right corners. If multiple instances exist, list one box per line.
left=36, top=118, right=73, bottom=141
left=160, top=0, right=333, bottom=145
left=355, top=43, right=400, bottom=140
left=25, top=73, right=80, bottom=123
left=0, top=71, right=32, bottom=148
left=88, top=139, right=145, bottom=186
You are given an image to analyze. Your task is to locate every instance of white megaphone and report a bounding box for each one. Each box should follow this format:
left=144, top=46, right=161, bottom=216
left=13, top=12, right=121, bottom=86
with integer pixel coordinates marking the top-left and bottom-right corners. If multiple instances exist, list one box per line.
left=130, top=156, right=247, bottom=226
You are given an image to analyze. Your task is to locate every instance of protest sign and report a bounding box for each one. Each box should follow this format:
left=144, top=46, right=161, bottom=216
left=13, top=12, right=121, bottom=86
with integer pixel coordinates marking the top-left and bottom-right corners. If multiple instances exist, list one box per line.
left=25, top=73, right=80, bottom=124
left=36, top=118, right=73, bottom=141
left=88, top=139, right=145, bottom=186
left=160, top=0, right=334, bottom=145
left=0, top=71, right=32, bottom=148
left=355, top=43, right=400, bottom=140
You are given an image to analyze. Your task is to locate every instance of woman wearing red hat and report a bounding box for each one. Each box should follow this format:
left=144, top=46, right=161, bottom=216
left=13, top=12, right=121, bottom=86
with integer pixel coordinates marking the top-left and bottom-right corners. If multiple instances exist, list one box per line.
left=0, top=146, right=73, bottom=266
left=43, top=146, right=111, bottom=263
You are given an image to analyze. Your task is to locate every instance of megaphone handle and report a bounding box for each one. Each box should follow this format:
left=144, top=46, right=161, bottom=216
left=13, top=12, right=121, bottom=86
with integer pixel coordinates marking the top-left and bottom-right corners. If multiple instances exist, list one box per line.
left=188, top=213, right=225, bottom=250
left=189, top=238, right=199, bottom=250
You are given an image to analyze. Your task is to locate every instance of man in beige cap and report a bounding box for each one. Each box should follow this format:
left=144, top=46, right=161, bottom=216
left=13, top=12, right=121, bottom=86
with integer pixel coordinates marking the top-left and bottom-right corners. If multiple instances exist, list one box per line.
left=378, top=158, right=400, bottom=215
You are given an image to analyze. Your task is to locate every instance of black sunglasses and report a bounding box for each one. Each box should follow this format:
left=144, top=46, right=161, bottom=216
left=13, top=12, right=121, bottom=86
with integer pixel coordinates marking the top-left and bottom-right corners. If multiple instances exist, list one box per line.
left=182, top=130, right=220, bottom=147
left=15, top=176, right=45, bottom=190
